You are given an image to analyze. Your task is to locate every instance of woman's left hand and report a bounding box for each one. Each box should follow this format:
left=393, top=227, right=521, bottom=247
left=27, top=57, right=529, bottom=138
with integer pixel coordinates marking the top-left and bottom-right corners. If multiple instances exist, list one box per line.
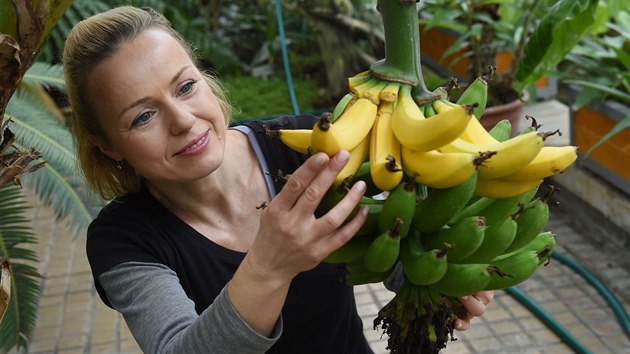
left=453, top=291, right=495, bottom=331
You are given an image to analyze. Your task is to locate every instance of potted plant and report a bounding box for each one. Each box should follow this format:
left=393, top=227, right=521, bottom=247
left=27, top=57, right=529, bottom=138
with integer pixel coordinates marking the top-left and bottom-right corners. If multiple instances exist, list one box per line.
left=416, top=0, right=599, bottom=133
left=557, top=13, right=630, bottom=195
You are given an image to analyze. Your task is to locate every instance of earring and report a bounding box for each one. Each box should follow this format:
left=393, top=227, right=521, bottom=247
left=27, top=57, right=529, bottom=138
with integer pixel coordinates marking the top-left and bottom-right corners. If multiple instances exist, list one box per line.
left=114, top=159, right=123, bottom=170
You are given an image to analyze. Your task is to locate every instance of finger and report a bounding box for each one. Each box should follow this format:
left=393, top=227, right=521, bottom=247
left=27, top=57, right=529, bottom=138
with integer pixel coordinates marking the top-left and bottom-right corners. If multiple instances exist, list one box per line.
left=293, top=151, right=351, bottom=213
left=317, top=203, right=369, bottom=260
left=316, top=180, right=367, bottom=235
left=458, top=295, right=487, bottom=317
left=473, top=290, right=495, bottom=305
left=453, top=318, right=470, bottom=331
left=272, top=152, right=330, bottom=210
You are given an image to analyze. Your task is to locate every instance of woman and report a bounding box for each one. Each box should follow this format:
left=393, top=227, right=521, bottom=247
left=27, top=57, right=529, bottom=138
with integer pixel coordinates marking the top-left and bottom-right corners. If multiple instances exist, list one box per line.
left=63, top=6, right=493, bottom=353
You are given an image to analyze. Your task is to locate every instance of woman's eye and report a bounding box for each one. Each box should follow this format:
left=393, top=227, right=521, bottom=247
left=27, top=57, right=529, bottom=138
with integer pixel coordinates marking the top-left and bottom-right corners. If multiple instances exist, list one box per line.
left=179, top=80, right=197, bottom=95
left=132, top=111, right=153, bottom=127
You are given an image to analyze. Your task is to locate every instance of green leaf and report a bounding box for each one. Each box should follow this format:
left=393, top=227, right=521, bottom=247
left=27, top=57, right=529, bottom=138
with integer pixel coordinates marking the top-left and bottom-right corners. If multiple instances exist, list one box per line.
left=565, top=79, right=630, bottom=103
left=0, top=185, right=42, bottom=352
left=515, top=0, right=600, bottom=93
left=21, top=62, right=65, bottom=91
left=5, top=92, right=103, bottom=237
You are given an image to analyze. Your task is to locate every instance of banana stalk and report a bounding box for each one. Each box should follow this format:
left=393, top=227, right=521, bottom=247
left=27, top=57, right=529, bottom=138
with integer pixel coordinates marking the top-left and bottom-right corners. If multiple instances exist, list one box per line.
left=370, top=0, right=435, bottom=102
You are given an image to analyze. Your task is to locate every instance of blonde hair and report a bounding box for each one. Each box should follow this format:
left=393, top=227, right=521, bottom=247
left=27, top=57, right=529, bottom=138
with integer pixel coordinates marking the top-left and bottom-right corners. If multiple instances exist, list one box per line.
left=63, top=6, right=233, bottom=200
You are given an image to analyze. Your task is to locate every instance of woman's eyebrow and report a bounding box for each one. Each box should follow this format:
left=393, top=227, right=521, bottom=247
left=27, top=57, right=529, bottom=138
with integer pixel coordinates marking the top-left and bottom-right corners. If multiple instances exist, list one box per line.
left=118, top=65, right=192, bottom=119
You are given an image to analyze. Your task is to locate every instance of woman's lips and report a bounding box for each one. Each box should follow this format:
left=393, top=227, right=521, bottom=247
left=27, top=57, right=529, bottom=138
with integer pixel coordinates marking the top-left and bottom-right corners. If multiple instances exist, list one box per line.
left=175, top=130, right=209, bottom=156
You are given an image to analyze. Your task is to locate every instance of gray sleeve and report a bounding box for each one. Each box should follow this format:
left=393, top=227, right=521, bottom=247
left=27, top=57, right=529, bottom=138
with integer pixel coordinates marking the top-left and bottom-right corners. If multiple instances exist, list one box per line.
left=98, top=261, right=282, bottom=354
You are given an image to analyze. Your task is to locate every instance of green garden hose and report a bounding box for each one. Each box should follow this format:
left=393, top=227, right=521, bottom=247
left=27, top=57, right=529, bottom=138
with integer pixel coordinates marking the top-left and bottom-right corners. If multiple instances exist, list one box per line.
left=551, top=250, right=630, bottom=339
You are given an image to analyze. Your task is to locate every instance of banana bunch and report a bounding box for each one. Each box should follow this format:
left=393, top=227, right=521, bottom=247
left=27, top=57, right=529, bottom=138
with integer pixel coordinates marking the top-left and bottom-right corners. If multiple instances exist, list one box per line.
left=267, top=70, right=577, bottom=353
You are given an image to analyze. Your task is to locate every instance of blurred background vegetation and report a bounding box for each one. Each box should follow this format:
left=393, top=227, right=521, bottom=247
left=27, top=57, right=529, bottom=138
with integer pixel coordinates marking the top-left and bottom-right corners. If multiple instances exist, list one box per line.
left=39, top=0, right=390, bottom=119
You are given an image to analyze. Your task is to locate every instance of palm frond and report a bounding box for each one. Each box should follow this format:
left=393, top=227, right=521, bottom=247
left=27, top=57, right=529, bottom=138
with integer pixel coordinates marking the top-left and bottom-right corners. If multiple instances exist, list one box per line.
left=6, top=93, right=76, bottom=172
left=0, top=185, right=42, bottom=352
left=5, top=93, right=104, bottom=236
left=21, top=62, right=65, bottom=91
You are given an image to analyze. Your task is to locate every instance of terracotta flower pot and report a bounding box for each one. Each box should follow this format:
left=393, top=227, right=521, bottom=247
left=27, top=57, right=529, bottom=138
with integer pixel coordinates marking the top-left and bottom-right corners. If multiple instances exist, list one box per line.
left=480, top=98, right=524, bottom=137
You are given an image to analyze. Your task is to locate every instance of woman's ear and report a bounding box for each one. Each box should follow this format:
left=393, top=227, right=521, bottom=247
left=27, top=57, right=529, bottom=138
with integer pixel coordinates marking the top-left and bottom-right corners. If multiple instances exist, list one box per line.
left=88, top=134, right=121, bottom=161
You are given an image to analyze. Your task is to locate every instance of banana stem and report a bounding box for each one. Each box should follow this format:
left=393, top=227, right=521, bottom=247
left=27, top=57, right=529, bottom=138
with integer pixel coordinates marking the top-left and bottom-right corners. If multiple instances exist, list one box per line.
left=371, top=0, right=433, bottom=101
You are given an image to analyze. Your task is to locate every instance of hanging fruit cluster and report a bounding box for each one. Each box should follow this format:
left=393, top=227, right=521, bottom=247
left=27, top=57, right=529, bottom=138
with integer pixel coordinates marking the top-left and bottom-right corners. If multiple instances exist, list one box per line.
left=267, top=1, right=577, bottom=353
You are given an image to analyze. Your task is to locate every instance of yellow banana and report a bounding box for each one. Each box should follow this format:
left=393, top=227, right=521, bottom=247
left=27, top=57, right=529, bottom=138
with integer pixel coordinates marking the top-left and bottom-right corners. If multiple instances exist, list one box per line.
left=334, top=133, right=370, bottom=186
left=502, top=146, right=578, bottom=181
left=310, top=98, right=378, bottom=156
left=475, top=177, right=543, bottom=198
left=391, top=85, right=473, bottom=152
left=369, top=101, right=403, bottom=191
left=401, top=146, right=487, bottom=189
left=438, top=131, right=545, bottom=180
left=276, top=129, right=312, bottom=154
left=433, top=99, right=497, bottom=145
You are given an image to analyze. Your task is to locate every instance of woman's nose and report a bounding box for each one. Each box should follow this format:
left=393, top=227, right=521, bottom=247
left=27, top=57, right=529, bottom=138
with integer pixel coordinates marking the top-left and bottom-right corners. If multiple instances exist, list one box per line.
left=168, top=103, right=195, bottom=135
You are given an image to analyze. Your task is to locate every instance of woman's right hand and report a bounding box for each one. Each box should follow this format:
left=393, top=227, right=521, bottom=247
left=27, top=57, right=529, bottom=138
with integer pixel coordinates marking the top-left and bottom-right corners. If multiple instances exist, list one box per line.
left=246, top=150, right=368, bottom=284
left=228, top=151, right=368, bottom=336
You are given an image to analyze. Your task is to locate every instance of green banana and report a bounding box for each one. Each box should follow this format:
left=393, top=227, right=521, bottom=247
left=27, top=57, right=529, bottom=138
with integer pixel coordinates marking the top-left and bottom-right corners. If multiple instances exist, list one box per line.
left=323, top=232, right=376, bottom=264
left=422, top=216, right=486, bottom=263
left=356, top=202, right=384, bottom=236
left=332, top=93, right=355, bottom=121
left=352, top=161, right=382, bottom=197
left=399, top=229, right=424, bottom=264
left=317, top=184, right=382, bottom=219
left=456, top=76, right=488, bottom=119
left=495, top=231, right=556, bottom=265
left=503, top=197, right=550, bottom=253
left=448, top=195, right=495, bottom=224
left=400, top=230, right=448, bottom=286
left=363, top=223, right=402, bottom=273
left=345, top=271, right=392, bottom=286
left=484, top=250, right=543, bottom=290
left=468, top=187, right=538, bottom=227
left=488, top=119, right=512, bottom=141
left=344, top=258, right=369, bottom=274
left=429, top=262, right=492, bottom=297
left=423, top=102, right=437, bottom=117
left=378, top=179, right=417, bottom=237
left=412, top=171, right=478, bottom=233
left=461, top=215, right=518, bottom=263
left=403, top=248, right=448, bottom=286
left=343, top=258, right=392, bottom=285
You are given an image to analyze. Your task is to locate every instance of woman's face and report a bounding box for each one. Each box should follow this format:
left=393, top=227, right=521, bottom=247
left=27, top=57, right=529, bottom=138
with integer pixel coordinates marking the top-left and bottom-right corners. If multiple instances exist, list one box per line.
left=87, top=28, right=227, bottom=185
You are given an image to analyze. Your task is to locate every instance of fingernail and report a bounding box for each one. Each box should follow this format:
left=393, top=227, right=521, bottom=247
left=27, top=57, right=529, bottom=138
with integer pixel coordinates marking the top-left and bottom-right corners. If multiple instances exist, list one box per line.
left=461, top=296, right=469, bottom=300
left=354, top=180, right=366, bottom=193
left=335, top=150, right=350, bottom=164
left=360, top=205, right=369, bottom=216
left=313, top=153, right=327, bottom=166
